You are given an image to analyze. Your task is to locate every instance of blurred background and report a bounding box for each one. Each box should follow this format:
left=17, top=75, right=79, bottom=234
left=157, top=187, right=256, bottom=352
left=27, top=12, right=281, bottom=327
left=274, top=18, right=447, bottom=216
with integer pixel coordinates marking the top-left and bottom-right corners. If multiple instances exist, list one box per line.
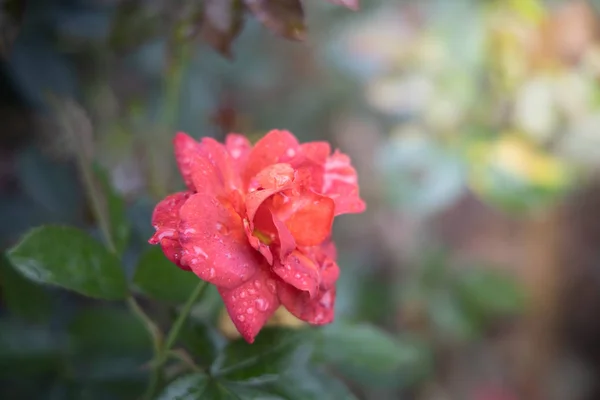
left=3, top=0, right=600, bottom=399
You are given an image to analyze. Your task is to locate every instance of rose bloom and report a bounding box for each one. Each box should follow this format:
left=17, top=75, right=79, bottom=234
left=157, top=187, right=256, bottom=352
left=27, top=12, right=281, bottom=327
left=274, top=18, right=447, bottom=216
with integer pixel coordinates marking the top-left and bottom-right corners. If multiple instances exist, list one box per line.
left=149, top=130, right=365, bottom=342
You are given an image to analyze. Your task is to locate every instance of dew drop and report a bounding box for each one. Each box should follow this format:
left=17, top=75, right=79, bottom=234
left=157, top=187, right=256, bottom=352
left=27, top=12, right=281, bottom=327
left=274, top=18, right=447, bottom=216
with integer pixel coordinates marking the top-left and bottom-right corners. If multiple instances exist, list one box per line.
left=320, top=291, right=333, bottom=308
left=248, top=288, right=256, bottom=295
left=314, top=311, right=325, bottom=323
left=254, top=280, right=262, bottom=289
left=231, top=148, right=242, bottom=159
left=266, top=279, right=277, bottom=294
left=207, top=268, right=216, bottom=279
left=294, top=273, right=301, bottom=279
left=237, top=315, right=245, bottom=322
left=240, top=291, right=247, bottom=299
left=157, top=230, right=175, bottom=240
left=255, top=298, right=269, bottom=311
left=216, top=222, right=230, bottom=235
left=286, top=148, right=296, bottom=157
left=193, top=246, right=208, bottom=258
left=246, top=307, right=255, bottom=314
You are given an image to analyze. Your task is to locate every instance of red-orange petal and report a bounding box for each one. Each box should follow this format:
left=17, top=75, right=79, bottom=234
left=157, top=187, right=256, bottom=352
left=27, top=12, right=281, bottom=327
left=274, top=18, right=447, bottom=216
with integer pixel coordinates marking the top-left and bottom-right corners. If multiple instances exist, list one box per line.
left=273, top=250, right=320, bottom=297
left=322, top=150, right=366, bottom=216
left=178, top=193, right=259, bottom=289
left=243, top=130, right=300, bottom=186
left=198, top=137, right=243, bottom=192
left=173, top=133, right=204, bottom=192
left=225, top=133, right=252, bottom=172
left=271, top=188, right=335, bottom=247
left=278, top=284, right=336, bottom=325
left=218, top=267, right=280, bottom=343
left=149, top=191, right=192, bottom=270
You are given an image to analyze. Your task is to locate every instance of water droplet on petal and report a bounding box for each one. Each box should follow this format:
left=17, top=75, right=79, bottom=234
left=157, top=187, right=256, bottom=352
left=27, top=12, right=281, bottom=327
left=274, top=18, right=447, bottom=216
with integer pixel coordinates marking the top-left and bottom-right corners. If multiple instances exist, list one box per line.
left=207, top=268, right=216, bottom=279
left=286, top=148, right=296, bottom=157
left=246, top=307, right=255, bottom=314
left=240, top=291, right=247, bottom=299
left=216, top=222, right=230, bottom=235
left=248, top=288, right=256, bottom=295
left=266, top=279, right=277, bottom=294
left=237, top=315, right=245, bottom=322
left=254, top=280, right=262, bottom=289
left=255, top=298, right=269, bottom=311
left=193, top=246, right=208, bottom=258
left=320, top=291, right=333, bottom=308
left=294, top=273, right=301, bottom=279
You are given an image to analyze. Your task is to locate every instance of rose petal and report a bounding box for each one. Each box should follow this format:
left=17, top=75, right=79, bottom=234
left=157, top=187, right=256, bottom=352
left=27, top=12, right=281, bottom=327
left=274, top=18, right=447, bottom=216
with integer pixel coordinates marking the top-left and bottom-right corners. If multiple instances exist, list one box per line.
left=173, top=133, right=204, bottom=192
left=218, top=267, right=280, bottom=343
left=149, top=191, right=192, bottom=270
left=226, top=133, right=252, bottom=172
left=244, top=130, right=300, bottom=185
left=273, top=250, right=320, bottom=297
left=270, top=187, right=335, bottom=247
left=199, top=137, right=243, bottom=192
left=322, top=150, right=366, bottom=216
left=178, top=193, right=259, bottom=288
left=243, top=217, right=274, bottom=265
left=301, top=142, right=330, bottom=164
left=296, top=142, right=330, bottom=191
left=278, top=284, right=336, bottom=325
left=319, top=256, right=339, bottom=290
left=270, top=212, right=296, bottom=261
left=254, top=163, right=295, bottom=190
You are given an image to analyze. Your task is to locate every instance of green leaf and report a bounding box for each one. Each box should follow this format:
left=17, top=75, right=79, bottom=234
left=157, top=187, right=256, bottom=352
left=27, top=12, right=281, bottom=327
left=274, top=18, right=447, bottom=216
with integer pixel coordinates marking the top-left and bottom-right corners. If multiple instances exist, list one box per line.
left=158, top=373, right=281, bottom=400
left=163, top=328, right=355, bottom=399
left=456, top=269, right=525, bottom=319
left=179, top=319, right=227, bottom=366
left=315, top=322, right=432, bottom=388
left=0, top=253, right=53, bottom=322
left=133, top=246, right=199, bottom=303
left=6, top=225, right=128, bottom=299
left=212, top=327, right=313, bottom=381
left=157, top=373, right=211, bottom=400
left=93, top=165, right=131, bottom=256
left=264, top=368, right=358, bottom=400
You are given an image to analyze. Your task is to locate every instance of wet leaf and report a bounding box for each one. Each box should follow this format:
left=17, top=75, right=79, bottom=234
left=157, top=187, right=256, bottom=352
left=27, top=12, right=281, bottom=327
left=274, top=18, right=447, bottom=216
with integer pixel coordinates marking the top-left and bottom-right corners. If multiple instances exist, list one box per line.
left=6, top=226, right=128, bottom=300
left=201, top=0, right=246, bottom=57
left=133, top=246, right=199, bottom=304
left=179, top=319, right=227, bottom=366
left=158, top=373, right=280, bottom=399
left=211, top=327, right=313, bottom=380
left=243, top=0, right=306, bottom=41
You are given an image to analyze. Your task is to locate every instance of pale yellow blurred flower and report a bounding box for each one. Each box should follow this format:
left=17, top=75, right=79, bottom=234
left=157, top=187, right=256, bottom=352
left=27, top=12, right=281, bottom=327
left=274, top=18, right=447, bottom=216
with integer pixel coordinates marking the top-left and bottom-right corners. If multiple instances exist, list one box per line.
left=218, top=306, right=306, bottom=340
left=468, top=134, right=569, bottom=193
left=513, top=75, right=557, bottom=143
